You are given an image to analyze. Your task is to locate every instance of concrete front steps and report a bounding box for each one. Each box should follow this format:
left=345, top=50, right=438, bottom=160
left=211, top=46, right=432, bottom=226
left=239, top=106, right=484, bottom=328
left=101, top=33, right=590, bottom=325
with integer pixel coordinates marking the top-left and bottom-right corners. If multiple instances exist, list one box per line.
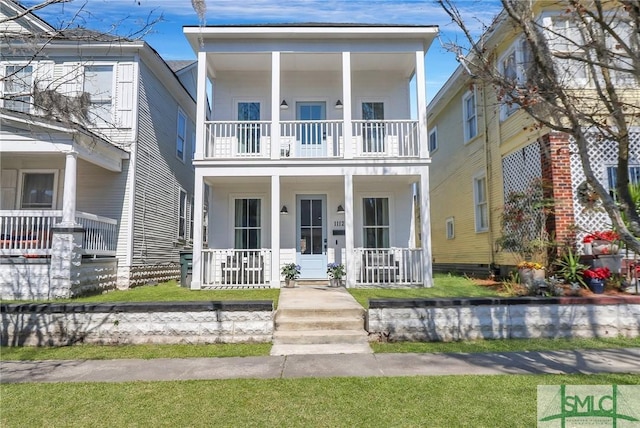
left=271, top=286, right=372, bottom=356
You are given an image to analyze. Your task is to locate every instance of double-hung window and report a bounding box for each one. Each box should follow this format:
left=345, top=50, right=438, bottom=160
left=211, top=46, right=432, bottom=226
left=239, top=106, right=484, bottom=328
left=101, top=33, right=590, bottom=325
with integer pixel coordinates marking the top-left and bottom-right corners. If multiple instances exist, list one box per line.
left=428, top=127, right=438, bottom=153
left=473, top=175, right=489, bottom=232
left=463, top=90, right=477, bottom=142
left=4, top=65, right=33, bottom=113
left=178, top=189, right=188, bottom=240
left=547, top=16, right=588, bottom=86
left=234, top=198, right=261, bottom=249
left=499, top=48, right=520, bottom=120
left=176, top=109, right=187, bottom=162
left=363, top=197, right=390, bottom=248
left=21, top=171, right=56, bottom=209
left=84, top=65, right=113, bottom=125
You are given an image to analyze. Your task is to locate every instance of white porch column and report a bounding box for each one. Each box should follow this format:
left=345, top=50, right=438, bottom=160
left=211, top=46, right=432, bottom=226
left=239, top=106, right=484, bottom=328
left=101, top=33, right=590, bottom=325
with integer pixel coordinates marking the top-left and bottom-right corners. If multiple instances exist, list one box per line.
left=195, top=51, right=208, bottom=160
left=191, top=170, right=205, bottom=290
left=342, top=51, right=353, bottom=159
left=271, top=51, right=281, bottom=160
left=344, top=173, right=355, bottom=287
left=271, top=175, right=281, bottom=287
left=420, top=170, right=433, bottom=287
left=415, top=50, right=428, bottom=159
left=60, top=150, right=79, bottom=227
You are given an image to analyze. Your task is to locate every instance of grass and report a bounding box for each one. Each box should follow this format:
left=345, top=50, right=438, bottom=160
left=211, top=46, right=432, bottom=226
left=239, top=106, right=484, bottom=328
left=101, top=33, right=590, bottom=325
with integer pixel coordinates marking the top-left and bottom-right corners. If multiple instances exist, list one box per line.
left=348, top=273, right=501, bottom=307
left=2, top=374, right=638, bottom=427
left=0, top=343, right=272, bottom=361
left=4, top=337, right=638, bottom=361
left=3, top=280, right=280, bottom=306
left=372, top=336, right=640, bottom=354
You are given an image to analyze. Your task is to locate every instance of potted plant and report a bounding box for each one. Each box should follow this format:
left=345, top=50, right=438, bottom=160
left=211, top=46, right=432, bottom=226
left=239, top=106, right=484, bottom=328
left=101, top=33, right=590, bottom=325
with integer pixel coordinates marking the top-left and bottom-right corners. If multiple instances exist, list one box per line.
left=582, top=230, right=620, bottom=255
left=516, top=261, right=545, bottom=289
left=281, top=263, right=301, bottom=288
left=326, top=262, right=345, bottom=287
left=582, top=266, right=611, bottom=294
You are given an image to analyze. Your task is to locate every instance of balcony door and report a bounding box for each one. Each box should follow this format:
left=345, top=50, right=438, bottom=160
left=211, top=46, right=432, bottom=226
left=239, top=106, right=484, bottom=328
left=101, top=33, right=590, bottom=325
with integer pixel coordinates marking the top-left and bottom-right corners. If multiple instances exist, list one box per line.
left=296, top=102, right=326, bottom=157
left=296, top=195, right=327, bottom=278
left=237, top=102, right=260, bottom=154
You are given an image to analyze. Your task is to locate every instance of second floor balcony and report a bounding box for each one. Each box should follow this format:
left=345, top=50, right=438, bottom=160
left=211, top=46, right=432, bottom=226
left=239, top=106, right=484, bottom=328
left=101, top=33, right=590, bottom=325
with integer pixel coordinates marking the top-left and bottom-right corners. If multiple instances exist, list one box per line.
left=204, top=119, right=422, bottom=160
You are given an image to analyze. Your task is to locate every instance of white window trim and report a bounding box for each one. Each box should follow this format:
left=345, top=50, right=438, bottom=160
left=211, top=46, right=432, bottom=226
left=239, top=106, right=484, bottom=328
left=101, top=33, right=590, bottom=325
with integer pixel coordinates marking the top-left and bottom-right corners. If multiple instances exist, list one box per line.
left=473, top=172, right=489, bottom=233
left=540, top=13, right=590, bottom=87
left=446, top=216, right=455, bottom=240
left=428, top=126, right=438, bottom=153
left=357, top=193, right=394, bottom=248
left=176, top=108, right=187, bottom=163
left=228, top=194, right=266, bottom=249
left=17, top=169, right=59, bottom=210
left=462, top=89, right=477, bottom=143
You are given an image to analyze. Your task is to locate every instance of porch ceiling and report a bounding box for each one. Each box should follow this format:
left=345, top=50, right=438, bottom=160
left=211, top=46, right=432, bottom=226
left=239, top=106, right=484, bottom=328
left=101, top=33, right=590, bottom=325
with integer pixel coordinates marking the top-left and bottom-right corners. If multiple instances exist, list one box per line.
left=207, top=52, right=416, bottom=74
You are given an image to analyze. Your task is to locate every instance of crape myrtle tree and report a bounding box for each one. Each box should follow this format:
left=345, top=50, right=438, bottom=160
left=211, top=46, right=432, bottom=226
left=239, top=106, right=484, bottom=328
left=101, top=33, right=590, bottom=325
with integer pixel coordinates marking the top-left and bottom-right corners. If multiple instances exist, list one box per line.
left=0, top=0, right=160, bottom=134
left=437, top=0, right=640, bottom=253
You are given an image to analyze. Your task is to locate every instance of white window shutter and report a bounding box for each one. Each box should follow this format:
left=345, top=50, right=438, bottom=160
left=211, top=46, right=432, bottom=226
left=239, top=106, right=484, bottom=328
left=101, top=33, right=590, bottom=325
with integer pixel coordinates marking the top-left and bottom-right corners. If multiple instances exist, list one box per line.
left=115, top=62, right=135, bottom=128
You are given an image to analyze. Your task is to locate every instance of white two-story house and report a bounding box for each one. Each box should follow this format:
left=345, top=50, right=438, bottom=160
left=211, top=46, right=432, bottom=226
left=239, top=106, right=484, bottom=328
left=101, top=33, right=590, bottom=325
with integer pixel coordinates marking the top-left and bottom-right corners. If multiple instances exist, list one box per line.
left=0, top=0, right=196, bottom=299
left=183, top=24, right=437, bottom=289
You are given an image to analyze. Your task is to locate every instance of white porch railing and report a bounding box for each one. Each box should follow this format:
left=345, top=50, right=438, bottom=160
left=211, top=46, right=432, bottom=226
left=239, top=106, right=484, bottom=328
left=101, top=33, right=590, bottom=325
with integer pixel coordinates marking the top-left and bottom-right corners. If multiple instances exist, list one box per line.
left=280, top=120, right=343, bottom=158
left=205, top=121, right=272, bottom=159
left=0, top=210, right=117, bottom=257
left=352, top=120, right=419, bottom=158
left=75, top=212, right=118, bottom=256
left=202, top=249, right=272, bottom=288
left=354, top=248, right=423, bottom=286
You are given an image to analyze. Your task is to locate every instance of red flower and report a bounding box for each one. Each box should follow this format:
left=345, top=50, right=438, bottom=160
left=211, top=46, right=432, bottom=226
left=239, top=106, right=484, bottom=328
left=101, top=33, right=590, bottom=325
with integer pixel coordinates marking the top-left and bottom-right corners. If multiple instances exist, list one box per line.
left=583, top=267, right=611, bottom=280
left=582, top=230, right=620, bottom=243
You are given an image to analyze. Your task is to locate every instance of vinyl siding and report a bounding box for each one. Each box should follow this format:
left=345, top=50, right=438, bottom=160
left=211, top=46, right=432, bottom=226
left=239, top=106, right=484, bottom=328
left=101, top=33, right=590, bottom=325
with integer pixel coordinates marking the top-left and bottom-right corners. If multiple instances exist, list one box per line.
left=132, top=60, right=195, bottom=266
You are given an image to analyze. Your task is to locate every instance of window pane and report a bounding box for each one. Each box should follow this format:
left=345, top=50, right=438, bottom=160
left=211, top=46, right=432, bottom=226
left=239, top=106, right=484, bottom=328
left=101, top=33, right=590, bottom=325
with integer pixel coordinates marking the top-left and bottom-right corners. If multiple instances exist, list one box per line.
left=248, top=229, right=260, bottom=249
left=311, top=227, right=322, bottom=254
left=248, top=199, right=260, bottom=227
left=364, top=228, right=377, bottom=248
left=311, top=199, right=322, bottom=226
left=300, top=228, right=311, bottom=254
left=84, top=65, right=113, bottom=124
left=21, top=173, right=54, bottom=209
left=377, top=198, right=389, bottom=226
left=301, top=199, right=310, bottom=226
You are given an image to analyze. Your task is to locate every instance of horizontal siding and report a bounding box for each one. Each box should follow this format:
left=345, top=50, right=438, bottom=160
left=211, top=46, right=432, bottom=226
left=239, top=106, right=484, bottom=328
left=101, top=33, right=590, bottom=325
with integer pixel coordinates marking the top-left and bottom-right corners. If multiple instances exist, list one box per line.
left=132, top=61, right=195, bottom=266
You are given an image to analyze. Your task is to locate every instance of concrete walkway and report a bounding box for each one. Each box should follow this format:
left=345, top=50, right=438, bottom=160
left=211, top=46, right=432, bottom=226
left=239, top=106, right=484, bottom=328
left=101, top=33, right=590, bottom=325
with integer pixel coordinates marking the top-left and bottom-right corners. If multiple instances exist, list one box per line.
left=2, top=348, right=639, bottom=384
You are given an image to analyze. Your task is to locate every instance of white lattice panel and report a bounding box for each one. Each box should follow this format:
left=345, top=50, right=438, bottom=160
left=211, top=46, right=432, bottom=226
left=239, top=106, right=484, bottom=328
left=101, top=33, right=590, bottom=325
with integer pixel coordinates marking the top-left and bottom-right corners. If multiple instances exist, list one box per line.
left=570, top=130, right=640, bottom=252
left=501, top=142, right=544, bottom=246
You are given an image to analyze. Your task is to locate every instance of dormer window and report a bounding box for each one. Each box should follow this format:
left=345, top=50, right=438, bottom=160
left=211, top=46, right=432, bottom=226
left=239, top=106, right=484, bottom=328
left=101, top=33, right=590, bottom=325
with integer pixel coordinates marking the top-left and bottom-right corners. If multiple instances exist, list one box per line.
left=4, top=65, right=33, bottom=113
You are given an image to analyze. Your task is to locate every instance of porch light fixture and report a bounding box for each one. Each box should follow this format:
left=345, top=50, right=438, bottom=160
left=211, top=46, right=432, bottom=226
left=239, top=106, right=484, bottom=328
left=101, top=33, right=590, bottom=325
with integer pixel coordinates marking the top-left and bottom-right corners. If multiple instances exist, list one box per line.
left=280, top=205, right=288, bottom=215
left=336, top=204, right=345, bottom=214
left=335, top=100, right=343, bottom=109
left=280, top=100, right=288, bottom=110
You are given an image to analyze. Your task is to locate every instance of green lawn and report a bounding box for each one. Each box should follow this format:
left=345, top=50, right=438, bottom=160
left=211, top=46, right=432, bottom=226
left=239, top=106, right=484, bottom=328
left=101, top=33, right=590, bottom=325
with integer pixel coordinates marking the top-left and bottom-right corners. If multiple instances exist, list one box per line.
left=2, top=374, right=638, bottom=427
left=2, top=280, right=280, bottom=306
left=349, top=273, right=500, bottom=307
left=4, top=337, right=638, bottom=361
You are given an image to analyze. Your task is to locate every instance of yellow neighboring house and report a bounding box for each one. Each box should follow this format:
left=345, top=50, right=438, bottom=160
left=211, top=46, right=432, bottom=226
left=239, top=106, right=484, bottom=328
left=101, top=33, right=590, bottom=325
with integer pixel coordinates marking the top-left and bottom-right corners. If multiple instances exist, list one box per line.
left=428, top=2, right=639, bottom=277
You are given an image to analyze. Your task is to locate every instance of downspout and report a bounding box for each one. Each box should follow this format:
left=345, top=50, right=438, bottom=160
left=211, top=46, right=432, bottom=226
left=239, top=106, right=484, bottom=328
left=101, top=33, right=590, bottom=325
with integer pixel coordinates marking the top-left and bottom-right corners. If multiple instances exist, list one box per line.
left=480, top=81, right=496, bottom=271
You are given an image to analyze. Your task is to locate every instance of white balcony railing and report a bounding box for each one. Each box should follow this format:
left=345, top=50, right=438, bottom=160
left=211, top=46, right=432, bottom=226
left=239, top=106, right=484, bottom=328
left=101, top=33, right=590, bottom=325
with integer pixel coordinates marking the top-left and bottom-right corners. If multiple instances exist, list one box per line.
left=203, top=119, right=420, bottom=160
left=202, top=249, right=272, bottom=288
left=205, top=121, right=272, bottom=158
left=352, top=120, right=419, bottom=158
left=0, top=210, right=117, bottom=257
left=354, top=247, right=423, bottom=286
left=280, top=120, right=343, bottom=158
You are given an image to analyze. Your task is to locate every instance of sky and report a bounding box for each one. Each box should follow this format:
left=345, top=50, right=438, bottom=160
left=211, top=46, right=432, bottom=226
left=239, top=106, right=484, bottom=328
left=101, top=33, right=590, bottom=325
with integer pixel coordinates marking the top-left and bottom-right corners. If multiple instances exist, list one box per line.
left=23, top=0, right=503, bottom=102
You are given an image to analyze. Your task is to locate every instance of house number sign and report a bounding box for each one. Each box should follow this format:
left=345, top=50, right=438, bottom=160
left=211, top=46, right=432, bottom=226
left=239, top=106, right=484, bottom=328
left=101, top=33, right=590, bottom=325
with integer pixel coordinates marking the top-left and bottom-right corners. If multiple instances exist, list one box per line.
left=333, top=220, right=344, bottom=227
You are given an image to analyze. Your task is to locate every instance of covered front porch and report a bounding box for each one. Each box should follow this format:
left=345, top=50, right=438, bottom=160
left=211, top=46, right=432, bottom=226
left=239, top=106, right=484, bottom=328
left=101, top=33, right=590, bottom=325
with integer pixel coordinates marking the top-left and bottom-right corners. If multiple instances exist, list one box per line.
left=191, top=168, right=432, bottom=289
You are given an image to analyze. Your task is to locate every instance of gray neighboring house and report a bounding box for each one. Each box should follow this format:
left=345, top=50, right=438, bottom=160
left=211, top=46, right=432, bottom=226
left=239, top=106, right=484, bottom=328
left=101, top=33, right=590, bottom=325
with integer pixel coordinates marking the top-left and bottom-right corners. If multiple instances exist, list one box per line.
left=0, top=0, right=196, bottom=299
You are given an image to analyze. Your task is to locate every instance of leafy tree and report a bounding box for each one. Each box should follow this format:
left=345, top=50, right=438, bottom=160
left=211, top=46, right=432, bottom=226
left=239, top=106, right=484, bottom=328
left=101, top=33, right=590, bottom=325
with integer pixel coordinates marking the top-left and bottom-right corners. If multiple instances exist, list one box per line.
left=437, top=0, right=640, bottom=253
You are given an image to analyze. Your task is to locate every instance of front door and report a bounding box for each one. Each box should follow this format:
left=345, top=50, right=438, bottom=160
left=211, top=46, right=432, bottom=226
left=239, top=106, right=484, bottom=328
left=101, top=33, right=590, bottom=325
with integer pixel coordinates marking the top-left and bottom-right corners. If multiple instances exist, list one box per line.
left=296, top=102, right=326, bottom=157
left=296, top=195, right=327, bottom=278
